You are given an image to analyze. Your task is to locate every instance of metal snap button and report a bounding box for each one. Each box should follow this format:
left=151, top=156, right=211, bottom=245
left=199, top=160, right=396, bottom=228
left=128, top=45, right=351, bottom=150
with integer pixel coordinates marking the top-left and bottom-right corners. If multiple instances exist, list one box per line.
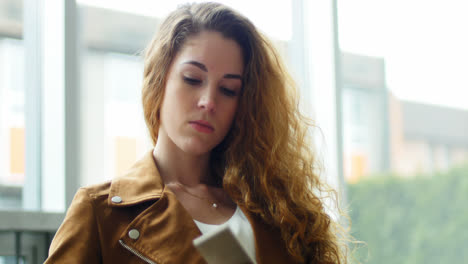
left=111, top=196, right=122, bottom=203
left=128, top=229, right=140, bottom=240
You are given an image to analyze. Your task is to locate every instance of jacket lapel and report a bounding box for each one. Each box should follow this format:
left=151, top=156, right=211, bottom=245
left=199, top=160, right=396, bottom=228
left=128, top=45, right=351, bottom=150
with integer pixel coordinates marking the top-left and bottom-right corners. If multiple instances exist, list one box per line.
left=118, top=189, right=206, bottom=264
left=108, top=152, right=205, bottom=263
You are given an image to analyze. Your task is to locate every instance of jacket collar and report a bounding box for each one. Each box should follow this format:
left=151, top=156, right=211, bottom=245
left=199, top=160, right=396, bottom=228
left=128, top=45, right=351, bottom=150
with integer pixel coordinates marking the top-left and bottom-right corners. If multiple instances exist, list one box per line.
left=108, top=151, right=164, bottom=206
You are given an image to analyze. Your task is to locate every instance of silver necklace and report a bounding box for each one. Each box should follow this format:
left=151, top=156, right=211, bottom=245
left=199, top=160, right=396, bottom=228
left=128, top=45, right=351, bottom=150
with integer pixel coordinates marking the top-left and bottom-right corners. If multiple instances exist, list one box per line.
left=174, top=182, right=219, bottom=209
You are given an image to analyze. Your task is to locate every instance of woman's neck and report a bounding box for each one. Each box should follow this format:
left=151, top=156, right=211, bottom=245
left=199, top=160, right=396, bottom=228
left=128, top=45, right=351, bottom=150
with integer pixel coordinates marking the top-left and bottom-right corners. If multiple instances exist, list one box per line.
left=153, top=139, right=213, bottom=187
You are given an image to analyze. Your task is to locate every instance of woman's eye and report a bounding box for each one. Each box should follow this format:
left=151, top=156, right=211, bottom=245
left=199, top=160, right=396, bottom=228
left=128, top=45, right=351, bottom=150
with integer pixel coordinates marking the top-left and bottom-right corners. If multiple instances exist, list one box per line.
left=183, top=76, right=202, bottom=85
left=221, top=87, right=237, bottom=97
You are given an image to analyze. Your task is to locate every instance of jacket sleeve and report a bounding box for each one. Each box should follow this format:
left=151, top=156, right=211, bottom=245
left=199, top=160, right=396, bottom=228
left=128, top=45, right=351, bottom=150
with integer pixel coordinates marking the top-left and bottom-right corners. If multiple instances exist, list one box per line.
left=45, top=188, right=102, bottom=264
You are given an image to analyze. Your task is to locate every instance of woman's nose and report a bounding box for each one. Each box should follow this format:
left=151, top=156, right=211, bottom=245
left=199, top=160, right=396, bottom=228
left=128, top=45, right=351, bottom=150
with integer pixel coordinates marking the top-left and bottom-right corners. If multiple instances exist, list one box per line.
left=197, top=88, right=216, bottom=112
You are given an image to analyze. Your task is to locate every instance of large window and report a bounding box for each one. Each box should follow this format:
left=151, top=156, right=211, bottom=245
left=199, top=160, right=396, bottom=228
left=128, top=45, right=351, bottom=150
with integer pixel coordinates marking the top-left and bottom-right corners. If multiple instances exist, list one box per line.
left=0, top=0, right=24, bottom=210
left=338, top=0, right=468, bottom=263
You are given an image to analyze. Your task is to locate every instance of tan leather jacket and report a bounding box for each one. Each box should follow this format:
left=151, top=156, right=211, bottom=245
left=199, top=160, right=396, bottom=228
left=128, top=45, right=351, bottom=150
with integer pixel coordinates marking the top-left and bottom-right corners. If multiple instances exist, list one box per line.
left=45, top=151, right=298, bottom=264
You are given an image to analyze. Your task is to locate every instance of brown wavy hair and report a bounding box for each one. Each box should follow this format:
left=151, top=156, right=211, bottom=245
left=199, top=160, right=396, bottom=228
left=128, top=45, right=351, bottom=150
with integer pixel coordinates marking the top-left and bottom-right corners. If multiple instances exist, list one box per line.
left=142, top=2, right=350, bottom=263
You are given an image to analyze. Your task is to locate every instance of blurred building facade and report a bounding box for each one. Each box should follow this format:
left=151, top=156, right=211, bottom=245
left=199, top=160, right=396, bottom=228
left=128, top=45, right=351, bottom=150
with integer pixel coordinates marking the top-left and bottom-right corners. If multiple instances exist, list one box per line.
left=389, top=98, right=468, bottom=176
left=342, top=52, right=468, bottom=182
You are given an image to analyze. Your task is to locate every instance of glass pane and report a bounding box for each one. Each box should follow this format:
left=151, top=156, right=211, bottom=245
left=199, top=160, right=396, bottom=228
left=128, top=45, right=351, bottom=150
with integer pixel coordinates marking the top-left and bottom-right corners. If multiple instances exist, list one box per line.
left=77, top=5, right=154, bottom=186
left=0, top=0, right=24, bottom=209
left=0, top=231, right=51, bottom=263
left=0, top=256, right=25, bottom=264
left=76, top=0, right=293, bottom=186
left=338, top=0, right=468, bottom=263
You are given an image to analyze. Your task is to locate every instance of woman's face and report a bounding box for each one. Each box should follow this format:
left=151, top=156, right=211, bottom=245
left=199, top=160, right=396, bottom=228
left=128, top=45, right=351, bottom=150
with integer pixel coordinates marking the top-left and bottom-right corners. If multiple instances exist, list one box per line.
left=158, top=31, right=244, bottom=156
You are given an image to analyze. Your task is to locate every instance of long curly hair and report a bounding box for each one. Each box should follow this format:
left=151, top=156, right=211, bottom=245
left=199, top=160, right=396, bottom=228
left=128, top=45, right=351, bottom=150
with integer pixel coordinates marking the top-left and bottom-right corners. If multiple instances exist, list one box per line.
left=142, top=2, right=350, bottom=263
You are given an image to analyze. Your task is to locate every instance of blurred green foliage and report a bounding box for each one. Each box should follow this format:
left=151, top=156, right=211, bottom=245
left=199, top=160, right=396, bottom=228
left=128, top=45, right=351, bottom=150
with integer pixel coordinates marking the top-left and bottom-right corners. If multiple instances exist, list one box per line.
left=348, top=164, right=468, bottom=264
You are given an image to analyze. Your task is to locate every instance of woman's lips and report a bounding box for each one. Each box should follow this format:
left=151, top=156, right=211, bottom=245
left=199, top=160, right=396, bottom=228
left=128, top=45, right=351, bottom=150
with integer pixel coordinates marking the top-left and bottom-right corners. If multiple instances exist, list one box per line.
left=189, top=120, right=214, bottom=134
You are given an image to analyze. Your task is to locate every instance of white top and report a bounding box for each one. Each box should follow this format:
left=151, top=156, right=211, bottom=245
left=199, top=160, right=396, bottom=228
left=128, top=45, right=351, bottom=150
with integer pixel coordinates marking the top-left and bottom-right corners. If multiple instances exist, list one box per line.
left=194, top=206, right=257, bottom=263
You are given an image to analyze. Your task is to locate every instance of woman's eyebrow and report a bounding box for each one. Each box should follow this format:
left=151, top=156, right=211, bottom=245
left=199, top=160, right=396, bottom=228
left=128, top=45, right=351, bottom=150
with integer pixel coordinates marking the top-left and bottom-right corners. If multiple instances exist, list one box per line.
left=183, top=60, right=207, bottom=72
left=183, top=60, right=242, bottom=80
left=224, top=74, right=242, bottom=80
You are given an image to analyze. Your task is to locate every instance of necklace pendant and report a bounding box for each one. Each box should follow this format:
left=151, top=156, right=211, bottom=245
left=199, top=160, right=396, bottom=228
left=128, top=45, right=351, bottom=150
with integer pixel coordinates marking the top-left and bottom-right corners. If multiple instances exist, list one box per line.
left=212, top=203, right=218, bottom=208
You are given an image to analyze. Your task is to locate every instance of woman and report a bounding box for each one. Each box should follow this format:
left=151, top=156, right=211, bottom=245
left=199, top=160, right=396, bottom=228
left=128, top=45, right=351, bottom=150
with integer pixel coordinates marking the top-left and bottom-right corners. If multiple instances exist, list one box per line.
left=45, top=2, right=349, bottom=264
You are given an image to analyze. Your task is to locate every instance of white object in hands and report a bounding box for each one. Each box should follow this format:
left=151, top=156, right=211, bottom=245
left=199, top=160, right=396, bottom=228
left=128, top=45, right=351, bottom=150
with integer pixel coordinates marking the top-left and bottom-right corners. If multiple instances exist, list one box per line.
left=193, top=224, right=255, bottom=264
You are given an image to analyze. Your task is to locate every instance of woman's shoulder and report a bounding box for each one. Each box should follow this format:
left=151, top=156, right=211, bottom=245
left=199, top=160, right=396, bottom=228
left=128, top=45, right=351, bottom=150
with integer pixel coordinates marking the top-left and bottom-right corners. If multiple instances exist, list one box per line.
left=79, top=180, right=113, bottom=198
left=66, top=181, right=114, bottom=215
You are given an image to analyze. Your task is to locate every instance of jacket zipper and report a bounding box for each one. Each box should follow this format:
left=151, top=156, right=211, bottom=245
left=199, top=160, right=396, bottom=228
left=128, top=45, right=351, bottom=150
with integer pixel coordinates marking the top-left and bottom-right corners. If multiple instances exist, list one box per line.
left=119, top=239, right=157, bottom=264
